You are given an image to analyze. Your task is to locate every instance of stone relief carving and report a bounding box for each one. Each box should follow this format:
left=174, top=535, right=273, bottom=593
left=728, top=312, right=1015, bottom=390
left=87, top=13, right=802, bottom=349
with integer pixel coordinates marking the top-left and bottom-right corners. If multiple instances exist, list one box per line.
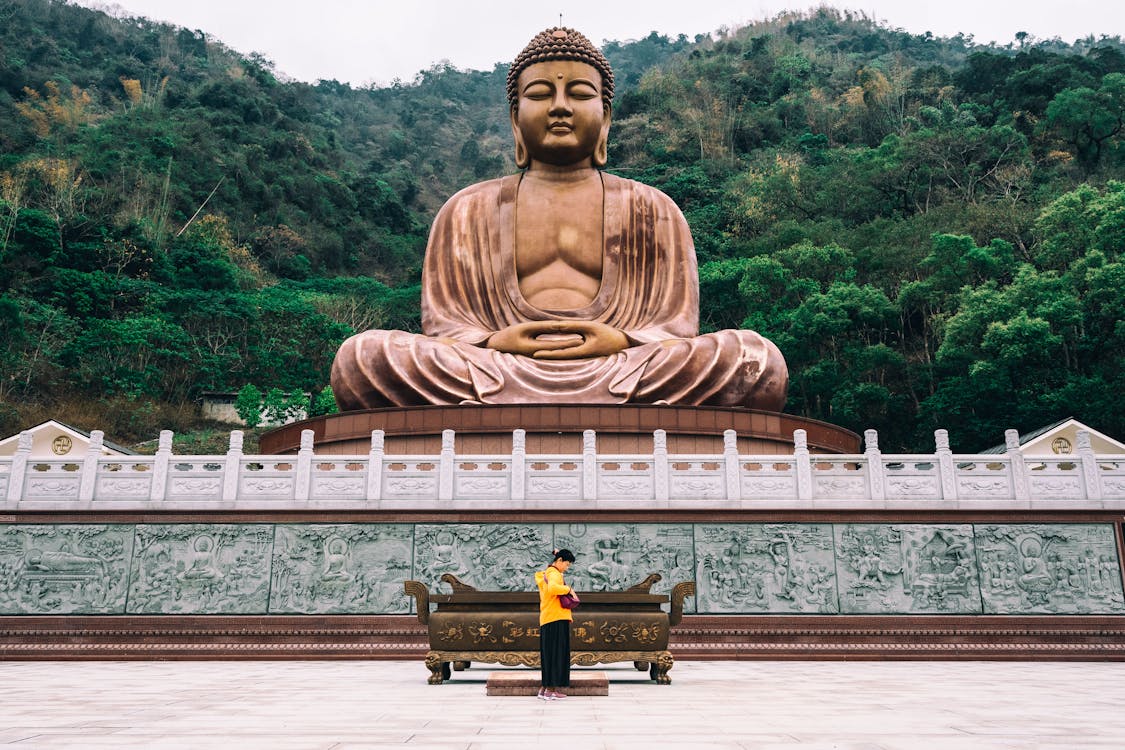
left=670, top=477, right=722, bottom=497
left=815, top=477, right=865, bottom=495
left=95, top=478, right=150, bottom=496
left=413, top=523, right=551, bottom=592
left=976, top=524, right=1125, bottom=614
left=242, top=478, right=293, bottom=495
left=694, top=523, right=838, bottom=613
left=527, top=477, right=580, bottom=498
left=1026, top=477, right=1082, bottom=497
left=169, top=478, right=221, bottom=496
left=0, top=524, right=133, bottom=614
left=127, top=524, right=273, bottom=614
left=835, top=524, right=981, bottom=614
left=270, top=524, right=413, bottom=614
left=26, top=478, right=80, bottom=498
left=385, top=477, right=437, bottom=496
left=1, top=522, right=1121, bottom=616
left=311, top=477, right=365, bottom=497
left=958, top=479, right=1010, bottom=496
left=885, top=478, right=938, bottom=496
left=742, top=478, right=795, bottom=494
left=554, top=523, right=695, bottom=605
left=455, top=477, right=508, bottom=497
left=598, top=477, right=652, bottom=497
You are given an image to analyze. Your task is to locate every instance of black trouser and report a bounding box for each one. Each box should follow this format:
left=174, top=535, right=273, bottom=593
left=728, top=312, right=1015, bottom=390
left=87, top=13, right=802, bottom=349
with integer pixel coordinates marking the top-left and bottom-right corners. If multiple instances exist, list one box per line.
left=539, top=619, right=571, bottom=687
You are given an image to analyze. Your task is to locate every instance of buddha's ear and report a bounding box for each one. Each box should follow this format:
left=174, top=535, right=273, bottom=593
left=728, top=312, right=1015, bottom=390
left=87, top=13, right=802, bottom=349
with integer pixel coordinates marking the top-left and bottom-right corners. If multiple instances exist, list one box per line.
left=593, top=105, right=612, bottom=168
left=510, top=106, right=529, bottom=169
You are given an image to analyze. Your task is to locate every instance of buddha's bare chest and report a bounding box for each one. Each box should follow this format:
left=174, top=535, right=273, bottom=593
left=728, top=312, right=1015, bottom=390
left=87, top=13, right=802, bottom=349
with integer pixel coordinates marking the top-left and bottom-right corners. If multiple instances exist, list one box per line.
left=514, top=181, right=604, bottom=309
left=515, top=196, right=602, bottom=273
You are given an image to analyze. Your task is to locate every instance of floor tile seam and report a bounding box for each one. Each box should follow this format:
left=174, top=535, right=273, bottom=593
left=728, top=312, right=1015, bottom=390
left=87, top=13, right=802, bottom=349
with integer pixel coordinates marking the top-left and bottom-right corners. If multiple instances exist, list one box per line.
left=105, top=732, right=401, bottom=737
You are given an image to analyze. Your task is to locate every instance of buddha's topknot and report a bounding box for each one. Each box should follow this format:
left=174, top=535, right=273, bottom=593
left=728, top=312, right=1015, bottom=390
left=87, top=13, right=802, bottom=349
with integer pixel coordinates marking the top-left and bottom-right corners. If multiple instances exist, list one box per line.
left=507, top=27, right=614, bottom=109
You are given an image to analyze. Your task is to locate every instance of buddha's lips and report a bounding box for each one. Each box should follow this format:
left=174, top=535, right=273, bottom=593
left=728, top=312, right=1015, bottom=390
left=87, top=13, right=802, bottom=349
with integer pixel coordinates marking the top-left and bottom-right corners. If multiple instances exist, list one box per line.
left=549, top=122, right=574, bottom=132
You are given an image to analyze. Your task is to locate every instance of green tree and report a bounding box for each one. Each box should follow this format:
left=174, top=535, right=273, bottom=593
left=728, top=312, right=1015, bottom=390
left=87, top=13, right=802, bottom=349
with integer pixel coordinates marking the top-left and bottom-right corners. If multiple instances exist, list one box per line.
left=1045, top=73, right=1125, bottom=170
left=309, top=385, right=338, bottom=417
left=64, top=315, right=192, bottom=399
left=261, top=387, right=306, bottom=425
left=235, top=384, right=263, bottom=428
left=1032, top=181, right=1125, bottom=269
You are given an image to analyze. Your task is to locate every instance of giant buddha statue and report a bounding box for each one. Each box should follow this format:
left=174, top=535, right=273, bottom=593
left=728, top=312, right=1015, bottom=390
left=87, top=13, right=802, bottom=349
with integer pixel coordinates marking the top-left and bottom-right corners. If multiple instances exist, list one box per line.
left=331, top=28, right=788, bottom=411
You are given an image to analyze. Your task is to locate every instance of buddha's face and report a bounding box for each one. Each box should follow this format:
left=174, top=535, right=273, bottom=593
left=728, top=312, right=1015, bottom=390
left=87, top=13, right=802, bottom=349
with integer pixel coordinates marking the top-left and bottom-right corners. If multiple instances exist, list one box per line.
left=512, top=59, right=610, bottom=168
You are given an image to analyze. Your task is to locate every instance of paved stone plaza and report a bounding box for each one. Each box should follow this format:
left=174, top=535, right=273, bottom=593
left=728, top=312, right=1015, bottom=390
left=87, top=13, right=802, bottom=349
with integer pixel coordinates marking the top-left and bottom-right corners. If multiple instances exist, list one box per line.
left=1, top=660, right=1123, bottom=748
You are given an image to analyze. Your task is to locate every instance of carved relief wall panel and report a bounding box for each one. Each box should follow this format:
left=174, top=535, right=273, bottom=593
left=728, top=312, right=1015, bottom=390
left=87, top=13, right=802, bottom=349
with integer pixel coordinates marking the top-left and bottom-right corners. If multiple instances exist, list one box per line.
left=412, top=523, right=552, bottom=592
left=126, top=524, right=274, bottom=614
left=835, top=524, right=982, bottom=614
left=975, top=524, right=1125, bottom=614
left=694, top=524, right=839, bottom=614
left=0, top=522, right=1121, bottom=616
left=554, top=522, right=695, bottom=598
left=0, top=524, right=134, bottom=614
left=270, top=524, right=413, bottom=614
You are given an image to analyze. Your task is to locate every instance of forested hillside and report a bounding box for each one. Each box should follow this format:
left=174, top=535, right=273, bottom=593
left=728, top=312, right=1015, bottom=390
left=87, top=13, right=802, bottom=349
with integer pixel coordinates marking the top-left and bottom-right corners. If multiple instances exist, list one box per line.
left=1, top=0, right=1123, bottom=450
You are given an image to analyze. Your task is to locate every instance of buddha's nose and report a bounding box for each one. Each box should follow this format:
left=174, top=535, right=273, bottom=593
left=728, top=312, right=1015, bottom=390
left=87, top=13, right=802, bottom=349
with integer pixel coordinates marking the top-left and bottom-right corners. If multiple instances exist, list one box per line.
left=549, top=92, right=572, bottom=116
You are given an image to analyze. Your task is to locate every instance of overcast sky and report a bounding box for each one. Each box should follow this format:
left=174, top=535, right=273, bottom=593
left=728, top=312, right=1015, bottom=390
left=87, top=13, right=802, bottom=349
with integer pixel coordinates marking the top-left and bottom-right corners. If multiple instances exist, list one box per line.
left=78, top=1, right=1121, bottom=86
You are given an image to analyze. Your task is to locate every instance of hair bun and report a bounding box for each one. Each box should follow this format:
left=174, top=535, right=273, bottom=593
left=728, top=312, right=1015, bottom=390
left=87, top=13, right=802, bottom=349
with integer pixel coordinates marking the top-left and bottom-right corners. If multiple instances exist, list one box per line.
left=507, top=27, right=615, bottom=108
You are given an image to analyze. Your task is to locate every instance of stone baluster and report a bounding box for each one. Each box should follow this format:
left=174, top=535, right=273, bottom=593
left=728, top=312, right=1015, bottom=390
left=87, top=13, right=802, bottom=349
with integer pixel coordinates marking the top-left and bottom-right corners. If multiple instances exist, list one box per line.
left=511, top=429, right=526, bottom=502
left=1005, top=429, right=1030, bottom=506
left=864, top=429, right=885, bottom=505
left=582, top=430, right=597, bottom=501
left=295, top=429, right=315, bottom=502
left=222, top=431, right=243, bottom=502
left=1076, top=430, right=1102, bottom=502
left=78, top=430, right=104, bottom=504
left=935, top=429, right=957, bottom=502
left=149, top=430, right=173, bottom=502
left=439, top=429, right=455, bottom=502
left=653, top=429, right=669, bottom=503
left=794, top=429, right=813, bottom=502
left=7, top=431, right=34, bottom=504
left=366, top=430, right=385, bottom=502
left=723, top=429, right=741, bottom=502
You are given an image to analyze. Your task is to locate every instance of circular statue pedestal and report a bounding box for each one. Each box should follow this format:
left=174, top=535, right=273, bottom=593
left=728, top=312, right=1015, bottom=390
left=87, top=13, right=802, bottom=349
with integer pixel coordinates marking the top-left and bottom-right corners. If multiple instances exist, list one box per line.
left=260, top=405, right=858, bottom=455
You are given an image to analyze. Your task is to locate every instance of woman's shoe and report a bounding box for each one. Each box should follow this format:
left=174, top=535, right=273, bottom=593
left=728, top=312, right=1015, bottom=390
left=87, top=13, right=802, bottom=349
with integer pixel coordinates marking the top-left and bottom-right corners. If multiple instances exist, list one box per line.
left=546, top=690, right=567, bottom=700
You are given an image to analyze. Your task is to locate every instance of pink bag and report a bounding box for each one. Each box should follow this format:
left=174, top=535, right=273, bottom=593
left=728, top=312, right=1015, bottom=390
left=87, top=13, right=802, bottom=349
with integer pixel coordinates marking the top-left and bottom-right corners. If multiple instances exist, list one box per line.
left=559, top=590, right=580, bottom=609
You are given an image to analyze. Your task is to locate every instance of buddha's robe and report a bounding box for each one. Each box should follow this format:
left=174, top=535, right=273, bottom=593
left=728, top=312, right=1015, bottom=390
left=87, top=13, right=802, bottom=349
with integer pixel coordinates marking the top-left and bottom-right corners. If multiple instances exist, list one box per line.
left=331, top=173, right=788, bottom=410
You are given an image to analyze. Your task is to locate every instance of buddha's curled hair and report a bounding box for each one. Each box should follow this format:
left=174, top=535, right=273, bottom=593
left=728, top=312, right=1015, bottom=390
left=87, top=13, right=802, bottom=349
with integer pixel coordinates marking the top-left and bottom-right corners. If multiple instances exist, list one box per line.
left=507, top=27, right=614, bottom=108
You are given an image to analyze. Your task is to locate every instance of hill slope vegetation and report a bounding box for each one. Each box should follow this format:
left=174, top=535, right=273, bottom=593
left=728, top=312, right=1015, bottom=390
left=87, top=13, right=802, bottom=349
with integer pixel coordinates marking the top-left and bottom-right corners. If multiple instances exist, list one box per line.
left=1, top=1, right=1123, bottom=450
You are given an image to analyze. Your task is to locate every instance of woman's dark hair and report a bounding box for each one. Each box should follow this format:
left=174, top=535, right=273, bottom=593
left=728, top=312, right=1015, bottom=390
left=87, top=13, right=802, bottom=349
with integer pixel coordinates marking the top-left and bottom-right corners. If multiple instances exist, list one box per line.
left=553, top=548, right=576, bottom=563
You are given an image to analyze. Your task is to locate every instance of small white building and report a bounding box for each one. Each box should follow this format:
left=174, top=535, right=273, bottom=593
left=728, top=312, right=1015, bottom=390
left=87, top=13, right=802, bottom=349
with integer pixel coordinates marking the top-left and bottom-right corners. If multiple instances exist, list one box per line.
left=982, top=418, right=1124, bottom=456
left=0, top=420, right=133, bottom=459
left=201, top=392, right=309, bottom=427
left=200, top=392, right=244, bottom=425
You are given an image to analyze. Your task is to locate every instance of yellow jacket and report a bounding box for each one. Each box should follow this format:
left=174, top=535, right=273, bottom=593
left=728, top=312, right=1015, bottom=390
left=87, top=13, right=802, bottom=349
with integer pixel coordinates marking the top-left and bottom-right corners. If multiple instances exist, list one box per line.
left=535, top=565, right=573, bottom=625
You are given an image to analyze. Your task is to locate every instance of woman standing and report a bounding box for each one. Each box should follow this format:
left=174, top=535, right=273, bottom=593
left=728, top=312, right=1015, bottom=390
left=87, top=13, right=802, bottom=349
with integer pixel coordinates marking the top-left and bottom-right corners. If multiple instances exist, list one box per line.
left=535, top=548, right=576, bottom=700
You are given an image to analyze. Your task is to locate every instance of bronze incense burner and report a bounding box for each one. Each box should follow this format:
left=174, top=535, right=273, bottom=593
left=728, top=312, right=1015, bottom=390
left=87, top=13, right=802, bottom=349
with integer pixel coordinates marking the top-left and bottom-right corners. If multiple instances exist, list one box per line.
left=404, top=573, right=695, bottom=684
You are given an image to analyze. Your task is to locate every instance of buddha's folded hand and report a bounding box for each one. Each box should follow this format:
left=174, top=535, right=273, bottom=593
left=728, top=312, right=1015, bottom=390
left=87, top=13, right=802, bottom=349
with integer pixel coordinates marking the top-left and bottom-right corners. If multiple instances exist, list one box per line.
left=530, top=321, right=629, bottom=360
left=486, top=321, right=628, bottom=359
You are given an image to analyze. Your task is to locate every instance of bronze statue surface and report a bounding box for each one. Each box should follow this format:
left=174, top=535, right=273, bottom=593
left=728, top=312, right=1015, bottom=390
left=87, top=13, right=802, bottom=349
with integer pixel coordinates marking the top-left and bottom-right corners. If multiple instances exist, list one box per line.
left=331, top=28, right=788, bottom=411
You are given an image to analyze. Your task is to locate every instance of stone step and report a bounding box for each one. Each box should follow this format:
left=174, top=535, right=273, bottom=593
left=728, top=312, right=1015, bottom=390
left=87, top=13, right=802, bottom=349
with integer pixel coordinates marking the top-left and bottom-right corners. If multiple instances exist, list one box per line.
left=485, top=671, right=609, bottom=696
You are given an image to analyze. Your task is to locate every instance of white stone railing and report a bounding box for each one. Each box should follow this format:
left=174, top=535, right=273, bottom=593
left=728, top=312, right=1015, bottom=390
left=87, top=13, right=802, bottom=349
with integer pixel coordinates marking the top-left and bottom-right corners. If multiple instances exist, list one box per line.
left=1, top=427, right=1123, bottom=511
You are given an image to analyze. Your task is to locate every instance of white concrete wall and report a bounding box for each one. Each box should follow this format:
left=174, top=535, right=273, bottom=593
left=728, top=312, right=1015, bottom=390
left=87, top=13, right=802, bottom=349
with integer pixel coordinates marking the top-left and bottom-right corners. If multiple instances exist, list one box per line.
left=1, top=427, right=1122, bottom=512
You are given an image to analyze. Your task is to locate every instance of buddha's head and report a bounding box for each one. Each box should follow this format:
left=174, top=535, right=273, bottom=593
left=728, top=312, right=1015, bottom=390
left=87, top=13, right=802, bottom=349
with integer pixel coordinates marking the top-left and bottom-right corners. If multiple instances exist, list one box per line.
left=507, top=27, right=614, bottom=169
